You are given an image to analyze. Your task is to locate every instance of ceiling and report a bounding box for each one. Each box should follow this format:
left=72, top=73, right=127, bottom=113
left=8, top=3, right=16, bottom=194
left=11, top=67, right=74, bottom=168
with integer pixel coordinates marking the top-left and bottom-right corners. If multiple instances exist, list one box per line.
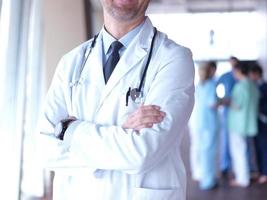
left=149, top=0, right=262, bottom=12
left=91, top=0, right=263, bottom=12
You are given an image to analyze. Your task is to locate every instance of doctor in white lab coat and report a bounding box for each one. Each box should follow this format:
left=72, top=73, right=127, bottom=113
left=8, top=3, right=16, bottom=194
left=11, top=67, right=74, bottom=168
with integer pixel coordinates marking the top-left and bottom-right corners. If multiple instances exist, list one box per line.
left=39, top=0, right=195, bottom=199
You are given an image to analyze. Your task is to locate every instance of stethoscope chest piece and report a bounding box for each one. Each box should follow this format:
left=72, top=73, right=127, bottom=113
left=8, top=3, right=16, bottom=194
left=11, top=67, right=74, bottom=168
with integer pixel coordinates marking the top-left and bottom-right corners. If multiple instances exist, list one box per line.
left=126, top=87, right=142, bottom=106
left=130, top=88, right=141, bottom=101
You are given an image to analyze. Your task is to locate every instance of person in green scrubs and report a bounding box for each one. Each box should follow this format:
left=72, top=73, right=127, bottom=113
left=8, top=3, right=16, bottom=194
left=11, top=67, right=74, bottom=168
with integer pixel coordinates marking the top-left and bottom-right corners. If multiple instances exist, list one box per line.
left=228, top=63, right=259, bottom=187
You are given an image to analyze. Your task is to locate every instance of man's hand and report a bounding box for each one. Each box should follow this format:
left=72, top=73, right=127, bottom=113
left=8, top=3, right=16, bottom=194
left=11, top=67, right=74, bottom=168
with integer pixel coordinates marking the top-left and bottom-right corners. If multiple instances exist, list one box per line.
left=122, top=105, right=166, bottom=132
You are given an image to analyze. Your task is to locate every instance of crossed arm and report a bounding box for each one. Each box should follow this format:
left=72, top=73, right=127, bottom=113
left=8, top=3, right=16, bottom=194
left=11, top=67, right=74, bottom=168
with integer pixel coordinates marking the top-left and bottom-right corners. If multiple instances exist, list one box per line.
left=40, top=48, right=194, bottom=174
left=116, top=105, right=165, bottom=132
left=64, top=105, right=165, bottom=136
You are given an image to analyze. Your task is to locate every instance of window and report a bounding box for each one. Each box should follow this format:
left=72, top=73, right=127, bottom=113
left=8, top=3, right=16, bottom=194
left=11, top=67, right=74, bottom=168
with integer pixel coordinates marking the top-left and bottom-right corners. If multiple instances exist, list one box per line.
left=0, top=0, right=2, bottom=15
left=149, top=12, right=262, bottom=61
left=0, top=0, right=44, bottom=199
left=148, top=11, right=263, bottom=83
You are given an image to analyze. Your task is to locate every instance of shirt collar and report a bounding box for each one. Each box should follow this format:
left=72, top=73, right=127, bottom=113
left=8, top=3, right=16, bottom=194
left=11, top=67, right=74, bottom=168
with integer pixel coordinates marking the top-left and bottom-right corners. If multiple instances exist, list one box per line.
left=102, top=19, right=145, bottom=55
left=102, top=28, right=116, bottom=55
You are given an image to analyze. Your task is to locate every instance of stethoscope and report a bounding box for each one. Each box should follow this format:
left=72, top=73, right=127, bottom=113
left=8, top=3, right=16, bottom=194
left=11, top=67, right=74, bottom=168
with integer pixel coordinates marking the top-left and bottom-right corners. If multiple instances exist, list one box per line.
left=73, top=27, right=158, bottom=107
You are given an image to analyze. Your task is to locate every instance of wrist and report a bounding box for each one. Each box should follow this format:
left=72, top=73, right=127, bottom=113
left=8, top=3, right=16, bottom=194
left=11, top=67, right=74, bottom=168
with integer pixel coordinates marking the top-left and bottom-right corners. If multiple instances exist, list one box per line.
left=55, top=117, right=76, bottom=140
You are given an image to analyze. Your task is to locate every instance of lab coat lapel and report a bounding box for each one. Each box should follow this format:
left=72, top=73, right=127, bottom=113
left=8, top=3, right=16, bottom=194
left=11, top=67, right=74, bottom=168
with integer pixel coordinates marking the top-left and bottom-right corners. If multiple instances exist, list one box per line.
left=99, top=45, right=147, bottom=103
left=97, top=18, right=155, bottom=111
left=80, top=32, right=105, bottom=91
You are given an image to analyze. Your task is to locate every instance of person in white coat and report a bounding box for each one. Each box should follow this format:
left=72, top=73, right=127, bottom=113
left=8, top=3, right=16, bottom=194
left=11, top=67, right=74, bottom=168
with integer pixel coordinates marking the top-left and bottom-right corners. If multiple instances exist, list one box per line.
left=39, top=0, right=195, bottom=199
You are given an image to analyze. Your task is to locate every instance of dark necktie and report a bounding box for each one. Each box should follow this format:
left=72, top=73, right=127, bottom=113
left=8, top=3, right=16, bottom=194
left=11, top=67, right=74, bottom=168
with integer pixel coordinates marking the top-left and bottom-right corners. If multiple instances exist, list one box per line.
left=103, top=41, right=123, bottom=83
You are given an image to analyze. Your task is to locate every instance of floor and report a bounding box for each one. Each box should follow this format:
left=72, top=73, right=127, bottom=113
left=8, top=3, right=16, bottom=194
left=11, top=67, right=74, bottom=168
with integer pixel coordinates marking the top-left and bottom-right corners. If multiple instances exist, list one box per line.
left=181, top=131, right=267, bottom=200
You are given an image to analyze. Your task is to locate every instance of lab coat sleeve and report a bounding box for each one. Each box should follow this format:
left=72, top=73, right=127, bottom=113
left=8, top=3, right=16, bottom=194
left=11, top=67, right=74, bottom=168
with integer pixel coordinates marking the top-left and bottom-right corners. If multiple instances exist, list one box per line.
left=61, top=47, right=195, bottom=174
left=38, top=56, right=71, bottom=162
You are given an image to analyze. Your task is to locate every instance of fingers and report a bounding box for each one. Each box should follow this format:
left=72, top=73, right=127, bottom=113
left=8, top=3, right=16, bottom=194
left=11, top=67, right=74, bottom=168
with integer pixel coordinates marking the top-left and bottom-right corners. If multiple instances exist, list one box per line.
left=122, top=105, right=166, bottom=131
left=129, top=108, right=165, bottom=128
left=135, top=105, right=164, bottom=118
left=134, top=115, right=164, bottom=126
left=135, top=123, right=153, bottom=132
left=127, top=105, right=164, bottom=121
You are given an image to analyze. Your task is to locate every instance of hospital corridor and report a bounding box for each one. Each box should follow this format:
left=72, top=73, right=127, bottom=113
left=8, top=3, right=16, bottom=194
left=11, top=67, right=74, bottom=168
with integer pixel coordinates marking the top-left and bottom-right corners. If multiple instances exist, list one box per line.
left=0, top=0, right=267, bottom=200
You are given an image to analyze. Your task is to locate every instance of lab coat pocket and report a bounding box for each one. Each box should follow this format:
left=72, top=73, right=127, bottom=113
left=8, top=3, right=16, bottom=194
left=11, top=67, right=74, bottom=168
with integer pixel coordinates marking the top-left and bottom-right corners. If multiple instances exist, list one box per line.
left=133, top=187, right=182, bottom=200
left=117, top=89, right=144, bottom=125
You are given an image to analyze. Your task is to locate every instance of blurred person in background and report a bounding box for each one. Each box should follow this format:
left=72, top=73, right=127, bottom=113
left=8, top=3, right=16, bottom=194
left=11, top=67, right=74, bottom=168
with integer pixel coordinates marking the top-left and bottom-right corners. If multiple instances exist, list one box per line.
left=194, top=61, right=219, bottom=190
left=228, top=63, right=259, bottom=187
left=216, top=56, right=238, bottom=177
left=249, top=64, right=267, bottom=184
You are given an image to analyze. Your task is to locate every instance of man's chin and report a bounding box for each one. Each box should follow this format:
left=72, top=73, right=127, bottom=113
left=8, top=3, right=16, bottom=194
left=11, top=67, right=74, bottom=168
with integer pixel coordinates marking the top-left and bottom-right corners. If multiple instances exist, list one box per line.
left=114, top=0, right=136, bottom=8
left=111, top=8, right=137, bottom=21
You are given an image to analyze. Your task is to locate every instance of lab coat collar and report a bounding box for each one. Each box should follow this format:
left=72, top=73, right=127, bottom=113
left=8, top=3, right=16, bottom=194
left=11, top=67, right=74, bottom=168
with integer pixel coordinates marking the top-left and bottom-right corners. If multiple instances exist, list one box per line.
left=97, top=17, right=156, bottom=111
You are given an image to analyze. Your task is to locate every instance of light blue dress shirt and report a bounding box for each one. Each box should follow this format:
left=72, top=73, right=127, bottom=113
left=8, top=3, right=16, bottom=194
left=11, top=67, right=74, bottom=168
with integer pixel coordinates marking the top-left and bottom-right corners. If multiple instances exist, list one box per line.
left=101, top=20, right=145, bottom=65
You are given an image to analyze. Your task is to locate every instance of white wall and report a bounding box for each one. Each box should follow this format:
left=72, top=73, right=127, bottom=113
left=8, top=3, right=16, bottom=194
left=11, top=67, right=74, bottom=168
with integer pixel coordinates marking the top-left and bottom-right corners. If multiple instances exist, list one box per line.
left=91, top=0, right=104, bottom=35
left=91, top=8, right=104, bottom=35
left=43, top=0, right=87, bottom=89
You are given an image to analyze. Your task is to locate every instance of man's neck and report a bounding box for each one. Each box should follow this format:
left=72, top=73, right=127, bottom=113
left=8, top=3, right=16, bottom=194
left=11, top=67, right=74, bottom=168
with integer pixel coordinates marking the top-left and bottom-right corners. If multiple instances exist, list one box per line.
left=103, top=14, right=145, bottom=39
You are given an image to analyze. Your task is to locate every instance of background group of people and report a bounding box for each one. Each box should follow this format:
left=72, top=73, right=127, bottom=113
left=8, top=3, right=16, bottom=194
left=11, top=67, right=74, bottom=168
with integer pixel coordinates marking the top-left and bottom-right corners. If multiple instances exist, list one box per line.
left=190, top=56, right=267, bottom=190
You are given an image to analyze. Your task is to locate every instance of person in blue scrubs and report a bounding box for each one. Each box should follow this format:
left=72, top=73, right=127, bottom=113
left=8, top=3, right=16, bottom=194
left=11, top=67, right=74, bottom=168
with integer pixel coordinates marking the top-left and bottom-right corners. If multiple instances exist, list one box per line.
left=195, top=61, right=219, bottom=190
left=216, top=57, right=238, bottom=176
left=249, top=64, right=267, bottom=184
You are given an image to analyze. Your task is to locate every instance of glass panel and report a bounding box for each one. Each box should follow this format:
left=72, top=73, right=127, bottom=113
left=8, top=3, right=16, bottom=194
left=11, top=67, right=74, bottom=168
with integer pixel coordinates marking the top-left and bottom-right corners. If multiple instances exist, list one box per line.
left=0, top=1, right=25, bottom=199
left=0, top=0, right=45, bottom=199
left=20, top=0, right=45, bottom=199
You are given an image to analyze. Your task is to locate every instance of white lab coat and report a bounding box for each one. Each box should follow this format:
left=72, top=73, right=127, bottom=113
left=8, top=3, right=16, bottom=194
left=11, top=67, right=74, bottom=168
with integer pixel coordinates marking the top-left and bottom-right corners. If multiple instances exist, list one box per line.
left=39, top=18, right=194, bottom=200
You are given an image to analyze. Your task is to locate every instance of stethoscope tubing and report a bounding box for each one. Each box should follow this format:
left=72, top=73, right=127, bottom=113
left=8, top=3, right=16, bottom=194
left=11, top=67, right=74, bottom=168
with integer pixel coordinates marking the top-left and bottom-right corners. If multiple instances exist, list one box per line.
left=79, top=34, right=98, bottom=77
left=138, top=27, right=157, bottom=92
left=75, top=27, right=158, bottom=106
left=81, top=28, right=157, bottom=88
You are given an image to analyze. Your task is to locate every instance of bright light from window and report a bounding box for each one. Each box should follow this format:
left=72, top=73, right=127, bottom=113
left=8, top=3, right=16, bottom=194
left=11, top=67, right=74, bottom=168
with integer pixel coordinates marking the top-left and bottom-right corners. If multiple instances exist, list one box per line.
left=216, top=83, right=226, bottom=99
left=148, top=12, right=261, bottom=61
